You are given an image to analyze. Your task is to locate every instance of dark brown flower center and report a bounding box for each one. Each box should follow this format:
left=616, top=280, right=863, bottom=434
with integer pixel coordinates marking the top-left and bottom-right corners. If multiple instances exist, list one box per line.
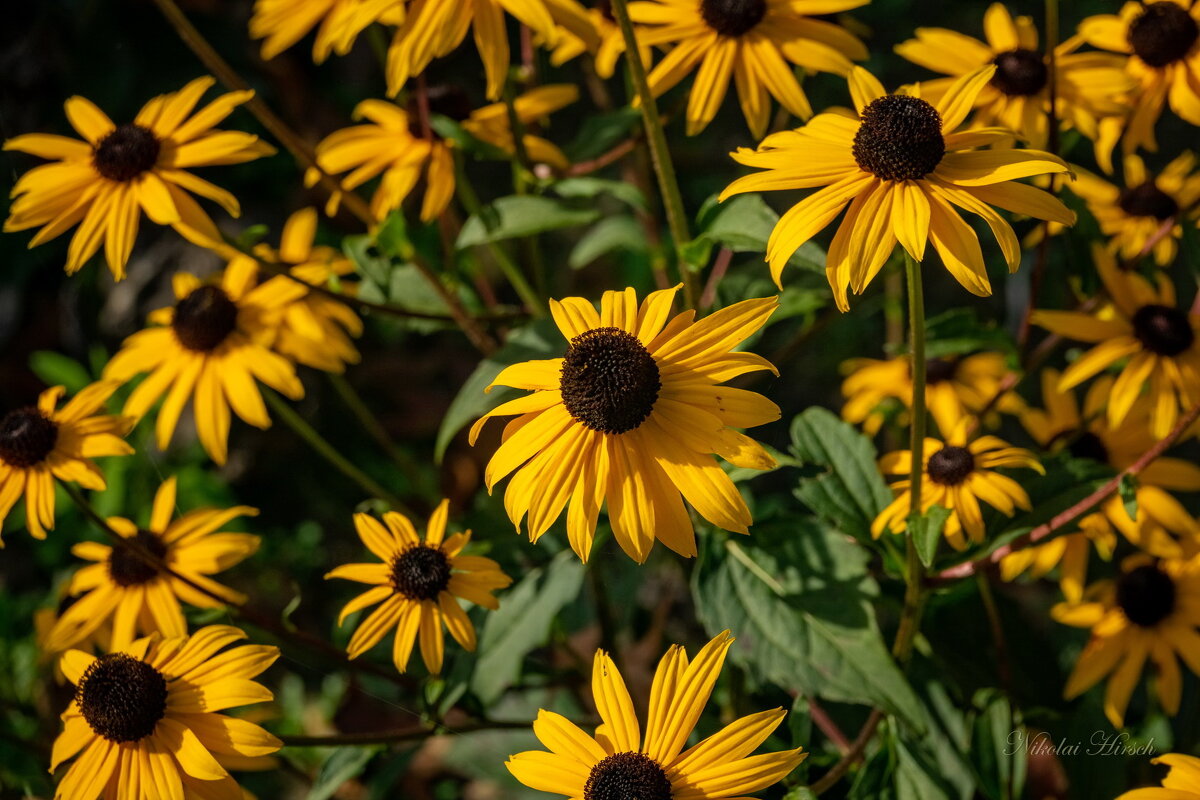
left=77, top=653, right=168, bottom=742
left=1129, top=1, right=1199, bottom=67
left=700, top=0, right=767, bottom=37
left=990, top=48, right=1048, bottom=96
left=1132, top=304, right=1194, bottom=356
left=1067, top=431, right=1110, bottom=464
left=560, top=327, right=661, bottom=434
left=173, top=286, right=240, bottom=352
left=584, top=752, right=673, bottom=800
left=93, top=124, right=161, bottom=183
left=1118, top=181, right=1178, bottom=220
left=391, top=545, right=452, bottom=601
left=0, top=407, right=59, bottom=468
left=924, top=357, right=959, bottom=384
left=1116, top=563, right=1176, bottom=627
left=853, top=95, right=946, bottom=181
left=108, top=529, right=169, bottom=587
left=927, top=445, right=974, bottom=485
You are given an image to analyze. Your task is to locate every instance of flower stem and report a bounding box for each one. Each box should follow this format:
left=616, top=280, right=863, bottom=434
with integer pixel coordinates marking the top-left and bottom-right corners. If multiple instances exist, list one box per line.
left=608, top=0, right=698, bottom=308
left=279, top=719, right=536, bottom=747
left=898, top=251, right=926, bottom=663
left=263, top=389, right=412, bottom=514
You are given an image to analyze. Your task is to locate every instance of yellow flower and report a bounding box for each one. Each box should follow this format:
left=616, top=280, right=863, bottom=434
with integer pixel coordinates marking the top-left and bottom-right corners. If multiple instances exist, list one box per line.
left=1000, top=513, right=1117, bottom=602
left=1054, top=554, right=1200, bottom=727
left=506, top=631, right=806, bottom=799
left=471, top=286, right=780, bottom=563
left=897, top=3, right=1131, bottom=157
left=384, top=0, right=593, bottom=99
left=1068, top=153, right=1200, bottom=268
left=1030, top=247, right=1200, bottom=440
left=544, top=0, right=632, bottom=79
left=1117, top=753, right=1200, bottom=800
left=3, top=77, right=274, bottom=280
left=873, top=421, right=1044, bottom=551
left=313, top=86, right=577, bottom=223
left=841, top=351, right=1020, bottom=436
left=1078, top=0, right=1200, bottom=155
left=51, top=626, right=281, bottom=799
left=246, top=208, right=363, bottom=373
left=102, top=259, right=306, bottom=465
left=45, top=477, right=259, bottom=653
left=629, top=0, right=868, bottom=138
left=250, top=0, right=404, bottom=62
left=0, top=382, right=132, bottom=542
left=721, top=65, right=1074, bottom=309
left=327, top=500, right=512, bottom=674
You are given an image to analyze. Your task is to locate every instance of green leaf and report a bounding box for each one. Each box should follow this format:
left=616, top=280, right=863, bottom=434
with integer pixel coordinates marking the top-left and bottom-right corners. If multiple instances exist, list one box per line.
left=434, top=319, right=562, bottom=460
left=923, top=309, right=1016, bottom=359
left=909, top=505, right=950, bottom=568
left=29, top=352, right=92, bottom=394
left=564, top=108, right=641, bottom=161
left=307, top=746, right=382, bottom=800
left=694, top=193, right=825, bottom=271
left=552, top=177, right=646, bottom=211
left=569, top=215, right=648, bottom=270
left=693, top=521, right=927, bottom=731
left=969, top=690, right=1026, bottom=800
left=789, top=407, right=893, bottom=542
left=374, top=210, right=413, bottom=260
left=892, top=727, right=958, bottom=800
left=471, top=550, right=585, bottom=704
left=1119, top=473, right=1139, bottom=521
left=457, top=196, right=600, bottom=248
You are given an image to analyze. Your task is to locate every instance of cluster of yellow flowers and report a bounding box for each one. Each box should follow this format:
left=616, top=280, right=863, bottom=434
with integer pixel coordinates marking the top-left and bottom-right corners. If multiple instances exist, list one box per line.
left=6, top=0, right=1200, bottom=796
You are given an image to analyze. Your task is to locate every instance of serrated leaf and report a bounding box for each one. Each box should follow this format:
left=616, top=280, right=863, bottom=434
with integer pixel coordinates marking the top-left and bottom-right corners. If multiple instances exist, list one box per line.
left=457, top=196, right=600, bottom=248
left=471, top=550, right=585, bottom=704
left=693, top=521, right=926, bottom=732
left=434, top=318, right=562, bottom=460
left=569, top=215, right=647, bottom=269
left=909, top=505, right=950, bottom=567
left=790, top=407, right=893, bottom=542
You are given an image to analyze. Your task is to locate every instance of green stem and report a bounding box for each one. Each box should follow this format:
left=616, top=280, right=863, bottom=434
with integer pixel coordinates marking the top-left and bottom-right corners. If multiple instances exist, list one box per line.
left=279, top=719, right=537, bottom=747
left=898, top=252, right=927, bottom=664
left=263, top=389, right=412, bottom=514
left=608, top=0, right=698, bottom=308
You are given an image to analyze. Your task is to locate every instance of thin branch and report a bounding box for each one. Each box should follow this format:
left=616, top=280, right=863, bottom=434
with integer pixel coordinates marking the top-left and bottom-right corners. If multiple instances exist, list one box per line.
left=280, top=719, right=533, bottom=747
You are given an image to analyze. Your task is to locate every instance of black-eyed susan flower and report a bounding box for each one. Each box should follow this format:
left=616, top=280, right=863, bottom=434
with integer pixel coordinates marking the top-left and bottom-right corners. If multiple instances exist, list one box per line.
left=312, top=86, right=576, bottom=223
left=1030, top=247, right=1200, bottom=440
left=3, top=77, right=274, bottom=280
left=1069, top=153, right=1200, bottom=268
left=471, top=286, right=780, bottom=564
left=327, top=501, right=512, bottom=674
left=896, top=3, right=1130, bottom=157
left=506, top=631, right=805, bottom=799
left=1054, top=554, right=1200, bottom=727
left=385, top=0, right=592, bottom=99
left=721, top=65, right=1074, bottom=308
left=1118, top=754, right=1200, bottom=799
left=0, top=382, right=132, bottom=542
left=841, top=351, right=1020, bottom=436
left=629, top=0, right=868, bottom=138
left=45, top=477, right=258, bottom=653
left=245, top=208, right=363, bottom=373
left=102, top=259, right=306, bottom=465
left=1000, top=512, right=1117, bottom=602
left=873, top=421, right=1044, bottom=550
left=52, top=625, right=280, bottom=799
left=1079, top=1, right=1200, bottom=154
left=545, top=0, right=631, bottom=79
left=250, top=0, right=403, bottom=62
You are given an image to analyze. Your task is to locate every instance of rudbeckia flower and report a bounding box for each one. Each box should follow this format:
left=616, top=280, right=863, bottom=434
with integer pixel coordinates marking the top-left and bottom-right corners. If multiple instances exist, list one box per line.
left=841, top=351, right=1021, bottom=436
left=896, top=3, right=1131, bottom=157
left=102, top=259, right=306, bottom=465
left=3, top=77, right=275, bottom=280
left=1054, top=554, right=1200, bottom=727
left=0, top=382, right=132, bottom=542
left=45, top=477, right=258, bottom=653
left=721, top=65, right=1074, bottom=309
left=1118, top=754, right=1200, bottom=800
left=543, top=0, right=633, bottom=79
left=1079, top=0, right=1200, bottom=154
left=250, top=0, right=404, bottom=62
left=385, top=0, right=593, bottom=99
left=873, top=421, right=1044, bottom=551
left=470, top=286, right=780, bottom=564
left=1000, top=512, right=1117, bottom=602
left=1030, top=247, right=1200, bottom=439
left=629, top=0, right=868, bottom=138
left=1068, top=153, right=1200, bottom=268
left=245, top=208, right=363, bottom=373
left=327, top=500, right=512, bottom=674
left=52, top=626, right=280, bottom=799
left=506, top=631, right=806, bottom=799
left=312, top=86, right=577, bottom=223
